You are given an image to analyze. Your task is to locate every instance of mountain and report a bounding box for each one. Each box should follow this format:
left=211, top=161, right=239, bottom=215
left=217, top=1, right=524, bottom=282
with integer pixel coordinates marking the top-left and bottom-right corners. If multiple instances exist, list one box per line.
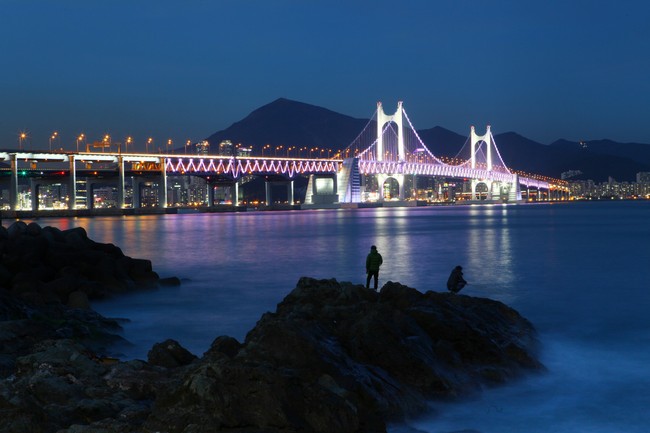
left=548, top=139, right=650, bottom=180
left=416, top=126, right=467, bottom=156
left=204, top=98, right=650, bottom=182
left=491, top=133, right=650, bottom=181
left=205, top=98, right=369, bottom=151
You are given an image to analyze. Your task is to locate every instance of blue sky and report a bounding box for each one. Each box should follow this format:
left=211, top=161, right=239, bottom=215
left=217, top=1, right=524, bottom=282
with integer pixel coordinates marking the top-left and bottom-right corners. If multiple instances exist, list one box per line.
left=2, top=0, right=649, bottom=152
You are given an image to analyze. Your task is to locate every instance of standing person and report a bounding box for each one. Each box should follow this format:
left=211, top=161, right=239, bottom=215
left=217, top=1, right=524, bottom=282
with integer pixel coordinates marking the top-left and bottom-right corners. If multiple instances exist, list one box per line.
left=447, top=265, right=467, bottom=293
left=365, top=245, right=383, bottom=291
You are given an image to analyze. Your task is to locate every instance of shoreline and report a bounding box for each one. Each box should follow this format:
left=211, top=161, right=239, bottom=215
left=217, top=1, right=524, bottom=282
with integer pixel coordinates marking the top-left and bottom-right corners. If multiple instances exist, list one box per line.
left=0, top=198, right=573, bottom=219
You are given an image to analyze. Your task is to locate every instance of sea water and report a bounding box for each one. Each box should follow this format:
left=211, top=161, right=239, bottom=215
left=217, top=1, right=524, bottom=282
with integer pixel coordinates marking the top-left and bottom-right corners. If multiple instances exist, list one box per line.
left=31, top=201, right=650, bottom=432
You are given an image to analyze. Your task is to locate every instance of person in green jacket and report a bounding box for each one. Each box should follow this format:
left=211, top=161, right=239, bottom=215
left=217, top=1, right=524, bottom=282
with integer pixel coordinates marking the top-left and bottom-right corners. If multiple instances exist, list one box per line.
left=365, top=245, right=383, bottom=291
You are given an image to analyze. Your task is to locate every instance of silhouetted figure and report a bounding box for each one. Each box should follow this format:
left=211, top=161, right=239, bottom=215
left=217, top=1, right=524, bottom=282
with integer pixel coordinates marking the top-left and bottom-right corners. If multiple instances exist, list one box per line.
left=447, top=265, right=467, bottom=293
left=365, top=245, right=383, bottom=291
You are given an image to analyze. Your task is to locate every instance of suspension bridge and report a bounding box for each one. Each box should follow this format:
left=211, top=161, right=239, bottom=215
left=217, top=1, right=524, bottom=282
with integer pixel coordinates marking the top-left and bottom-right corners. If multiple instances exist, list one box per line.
left=0, top=102, right=567, bottom=213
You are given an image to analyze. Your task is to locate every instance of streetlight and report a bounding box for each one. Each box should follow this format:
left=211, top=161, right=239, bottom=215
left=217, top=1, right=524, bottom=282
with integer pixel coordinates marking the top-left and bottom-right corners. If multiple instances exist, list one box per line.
left=18, top=132, right=27, bottom=150
left=125, top=136, right=133, bottom=153
left=147, top=138, right=153, bottom=154
left=262, top=144, right=270, bottom=156
left=102, top=134, right=111, bottom=152
left=76, top=133, right=85, bottom=152
left=167, top=139, right=172, bottom=154
left=275, top=145, right=283, bottom=156
left=185, top=139, right=191, bottom=154
left=49, top=131, right=58, bottom=151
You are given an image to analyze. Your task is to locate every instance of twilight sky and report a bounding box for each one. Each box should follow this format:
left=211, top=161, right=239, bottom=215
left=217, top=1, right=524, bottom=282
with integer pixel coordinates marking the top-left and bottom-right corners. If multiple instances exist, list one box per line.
left=2, top=0, right=649, bottom=152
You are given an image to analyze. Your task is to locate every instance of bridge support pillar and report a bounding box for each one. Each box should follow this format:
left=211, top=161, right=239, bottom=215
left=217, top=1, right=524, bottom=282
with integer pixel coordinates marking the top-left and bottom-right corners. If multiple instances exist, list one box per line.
left=377, top=174, right=386, bottom=202
left=207, top=182, right=215, bottom=207
left=306, top=174, right=339, bottom=205
left=117, top=157, right=125, bottom=209
left=132, top=178, right=142, bottom=208
left=86, top=183, right=94, bottom=209
left=265, top=181, right=272, bottom=206
left=287, top=180, right=294, bottom=205
left=231, top=182, right=240, bottom=206
left=159, top=160, right=167, bottom=209
left=31, top=180, right=39, bottom=212
left=68, top=156, right=77, bottom=210
left=9, top=154, right=18, bottom=211
left=507, top=174, right=522, bottom=202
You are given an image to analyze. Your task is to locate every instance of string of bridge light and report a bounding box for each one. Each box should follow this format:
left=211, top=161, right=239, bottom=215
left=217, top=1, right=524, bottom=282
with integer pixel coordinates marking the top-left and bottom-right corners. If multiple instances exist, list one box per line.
left=165, top=158, right=339, bottom=178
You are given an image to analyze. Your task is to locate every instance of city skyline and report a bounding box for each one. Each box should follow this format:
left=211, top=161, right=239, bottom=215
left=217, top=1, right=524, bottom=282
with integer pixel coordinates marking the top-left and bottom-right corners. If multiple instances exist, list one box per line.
left=2, top=0, right=650, bottom=152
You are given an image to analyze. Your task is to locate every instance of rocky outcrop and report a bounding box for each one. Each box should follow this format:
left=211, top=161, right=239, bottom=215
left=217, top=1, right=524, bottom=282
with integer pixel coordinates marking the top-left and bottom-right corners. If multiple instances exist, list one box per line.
left=0, top=221, right=182, bottom=433
left=144, top=277, right=542, bottom=433
left=0, top=221, right=170, bottom=306
left=0, top=221, right=543, bottom=433
left=0, top=337, right=180, bottom=433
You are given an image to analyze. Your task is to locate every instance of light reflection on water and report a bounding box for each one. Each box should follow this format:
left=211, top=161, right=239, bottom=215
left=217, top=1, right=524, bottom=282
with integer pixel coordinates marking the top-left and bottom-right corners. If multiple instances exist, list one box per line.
left=22, top=201, right=650, bottom=432
left=30, top=206, right=527, bottom=353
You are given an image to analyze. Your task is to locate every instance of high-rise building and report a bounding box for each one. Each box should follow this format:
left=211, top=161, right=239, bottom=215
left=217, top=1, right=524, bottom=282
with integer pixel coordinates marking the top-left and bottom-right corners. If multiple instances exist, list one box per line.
left=196, top=141, right=209, bottom=155
left=219, top=140, right=234, bottom=156
left=636, top=172, right=650, bottom=183
left=236, top=146, right=252, bottom=157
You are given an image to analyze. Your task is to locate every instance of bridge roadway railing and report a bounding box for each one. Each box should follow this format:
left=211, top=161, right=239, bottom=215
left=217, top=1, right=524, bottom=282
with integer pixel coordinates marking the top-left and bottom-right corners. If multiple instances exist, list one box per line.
left=519, top=176, right=550, bottom=190
left=357, top=160, right=536, bottom=184
left=164, top=156, right=341, bottom=177
left=0, top=151, right=343, bottom=211
left=0, top=152, right=342, bottom=176
left=355, top=159, right=554, bottom=199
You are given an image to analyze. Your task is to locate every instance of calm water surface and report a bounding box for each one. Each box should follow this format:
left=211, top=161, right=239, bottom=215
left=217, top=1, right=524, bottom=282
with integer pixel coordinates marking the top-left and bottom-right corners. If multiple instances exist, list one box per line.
left=29, top=201, right=650, bottom=433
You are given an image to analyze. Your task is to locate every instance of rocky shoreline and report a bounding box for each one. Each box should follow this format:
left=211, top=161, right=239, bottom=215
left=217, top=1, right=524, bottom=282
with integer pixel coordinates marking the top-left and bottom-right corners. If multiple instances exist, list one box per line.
left=0, top=222, right=544, bottom=433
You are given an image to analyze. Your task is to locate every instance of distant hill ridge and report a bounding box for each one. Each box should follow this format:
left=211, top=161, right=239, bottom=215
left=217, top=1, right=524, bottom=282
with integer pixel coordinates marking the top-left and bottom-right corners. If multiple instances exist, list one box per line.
left=205, top=98, right=650, bottom=182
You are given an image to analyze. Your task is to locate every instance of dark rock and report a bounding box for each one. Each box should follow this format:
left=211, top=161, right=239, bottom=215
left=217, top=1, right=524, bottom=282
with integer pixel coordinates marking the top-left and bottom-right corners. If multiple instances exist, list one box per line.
left=1, top=338, right=171, bottom=433
left=125, top=257, right=152, bottom=276
left=147, top=339, right=198, bottom=368
left=67, top=291, right=91, bottom=310
left=25, top=221, right=42, bottom=236
left=145, top=277, right=543, bottom=433
left=158, top=276, right=181, bottom=287
left=0, top=222, right=174, bottom=303
left=0, top=264, right=13, bottom=287
left=7, top=221, right=27, bottom=239
left=104, top=359, right=175, bottom=400
left=205, top=335, right=243, bottom=359
left=62, top=229, right=90, bottom=252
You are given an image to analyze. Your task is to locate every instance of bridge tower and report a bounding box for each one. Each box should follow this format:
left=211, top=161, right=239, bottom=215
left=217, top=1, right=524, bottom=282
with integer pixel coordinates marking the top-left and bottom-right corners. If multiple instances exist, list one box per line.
left=469, top=125, right=496, bottom=201
left=376, top=101, right=406, bottom=162
left=469, top=125, right=522, bottom=202
left=375, top=101, right=405, bottom=200
left=470, top=125, right=493, bottom=171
